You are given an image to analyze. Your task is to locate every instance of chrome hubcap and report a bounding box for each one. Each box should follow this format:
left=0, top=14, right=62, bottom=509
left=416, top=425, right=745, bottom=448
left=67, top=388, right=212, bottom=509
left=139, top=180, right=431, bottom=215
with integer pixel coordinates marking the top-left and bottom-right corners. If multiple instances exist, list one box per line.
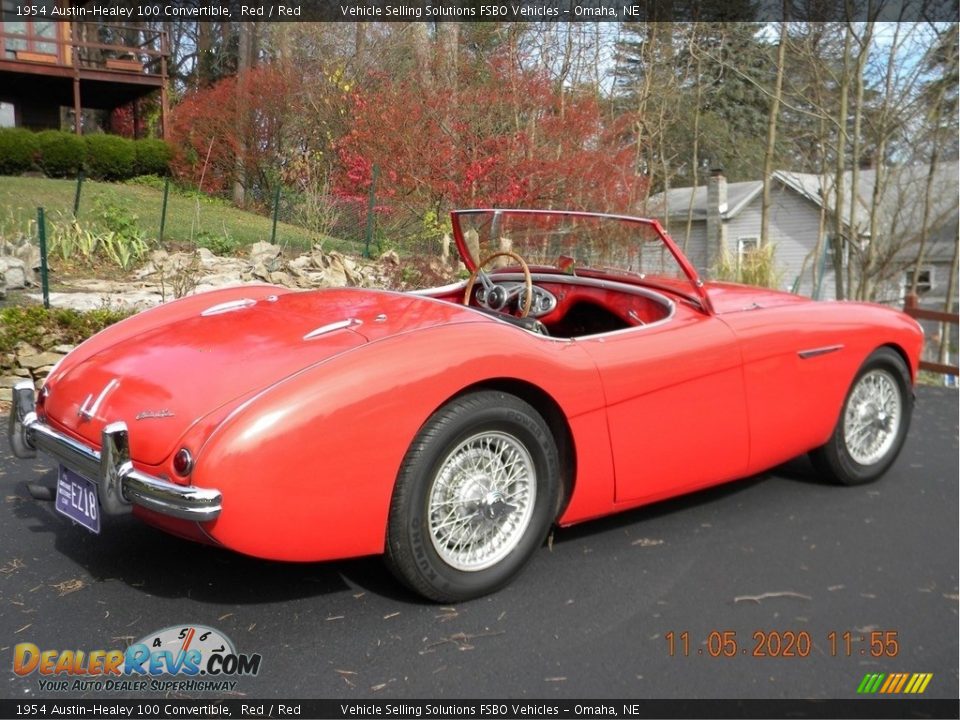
left=428, top=431, right=536, bottom=572
left=843, top=369, right=902, bottom=465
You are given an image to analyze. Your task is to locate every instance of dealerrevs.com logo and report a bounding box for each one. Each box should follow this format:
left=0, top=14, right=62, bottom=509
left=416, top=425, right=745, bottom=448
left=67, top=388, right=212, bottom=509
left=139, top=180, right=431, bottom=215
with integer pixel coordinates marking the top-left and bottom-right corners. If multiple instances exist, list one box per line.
left=13, top=624, right=262, bottom=693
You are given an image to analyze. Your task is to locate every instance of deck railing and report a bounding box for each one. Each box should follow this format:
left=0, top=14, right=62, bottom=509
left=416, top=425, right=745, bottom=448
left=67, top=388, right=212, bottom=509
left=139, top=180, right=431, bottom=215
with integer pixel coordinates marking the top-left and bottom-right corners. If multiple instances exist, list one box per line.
left=0, top=22, right=167, bottom=76
left=904, top=293, right=959, bottom=376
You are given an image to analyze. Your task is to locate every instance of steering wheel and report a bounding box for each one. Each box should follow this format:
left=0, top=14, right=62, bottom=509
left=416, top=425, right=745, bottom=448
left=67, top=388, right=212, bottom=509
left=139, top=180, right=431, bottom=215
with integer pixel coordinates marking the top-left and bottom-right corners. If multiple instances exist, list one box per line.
left=463, top=250, right=534, bottom=318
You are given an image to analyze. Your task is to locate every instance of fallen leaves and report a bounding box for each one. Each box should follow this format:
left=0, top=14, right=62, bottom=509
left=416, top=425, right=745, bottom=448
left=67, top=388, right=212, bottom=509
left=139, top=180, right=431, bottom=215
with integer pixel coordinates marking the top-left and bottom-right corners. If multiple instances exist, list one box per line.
left=0, top=558, right=25, bottom=575
left=51, top=579, right=85, bottom=596
left=733, top=591, right=812, bottom=604
left=420, top=630, right=504, bottom=654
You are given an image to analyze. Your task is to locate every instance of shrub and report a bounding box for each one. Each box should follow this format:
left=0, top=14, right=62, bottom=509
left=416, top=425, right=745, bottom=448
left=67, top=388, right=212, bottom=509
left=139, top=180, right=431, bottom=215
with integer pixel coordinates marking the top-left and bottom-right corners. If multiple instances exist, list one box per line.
left=0, top=128, right=37, bottom=175
left=196, top=229, right=239, bottom=256
left=125, top=173, right=166, bottom=190
left=711, top=244, right=784, bottom=289
left=84, top=134, right=136, bottom=180
left=0, top=305, right=130, bottom=355
left=134, top=138, right=172, bottom=176
left=35, top=130, right=85, bottom=177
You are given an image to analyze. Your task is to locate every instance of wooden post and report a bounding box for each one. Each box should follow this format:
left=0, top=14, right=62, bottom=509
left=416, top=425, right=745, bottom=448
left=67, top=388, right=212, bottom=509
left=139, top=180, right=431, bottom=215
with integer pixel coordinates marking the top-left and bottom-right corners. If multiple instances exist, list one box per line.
left=160, top=30, right=170, bottom=141
left=37, top=207, right=50, bottom=309
left=71, top=23, right=81, bottom=135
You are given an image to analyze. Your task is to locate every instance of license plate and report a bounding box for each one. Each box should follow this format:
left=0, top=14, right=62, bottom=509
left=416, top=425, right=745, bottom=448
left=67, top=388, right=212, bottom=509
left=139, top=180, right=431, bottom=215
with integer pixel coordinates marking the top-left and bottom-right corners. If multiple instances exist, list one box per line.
left=55, top=465, right=101, bottom=534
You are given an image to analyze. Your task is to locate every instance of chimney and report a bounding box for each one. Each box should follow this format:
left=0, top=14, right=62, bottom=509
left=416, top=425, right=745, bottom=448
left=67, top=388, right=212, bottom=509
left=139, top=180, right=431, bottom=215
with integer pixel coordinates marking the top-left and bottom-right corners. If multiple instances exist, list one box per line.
left=706, top=167, right=728, bottom=269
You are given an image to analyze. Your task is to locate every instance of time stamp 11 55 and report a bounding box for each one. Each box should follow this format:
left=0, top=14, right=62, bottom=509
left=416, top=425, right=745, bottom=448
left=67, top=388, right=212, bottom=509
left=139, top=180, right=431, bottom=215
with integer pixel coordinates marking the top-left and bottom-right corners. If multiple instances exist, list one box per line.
left=665, top=630, right=900, bottom=658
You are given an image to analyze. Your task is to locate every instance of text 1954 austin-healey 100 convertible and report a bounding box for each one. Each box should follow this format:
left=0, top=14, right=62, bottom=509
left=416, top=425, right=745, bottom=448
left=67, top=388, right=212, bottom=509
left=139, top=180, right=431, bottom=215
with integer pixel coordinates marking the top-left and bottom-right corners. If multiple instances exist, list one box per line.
left=8, top=210, right=923, bottom=601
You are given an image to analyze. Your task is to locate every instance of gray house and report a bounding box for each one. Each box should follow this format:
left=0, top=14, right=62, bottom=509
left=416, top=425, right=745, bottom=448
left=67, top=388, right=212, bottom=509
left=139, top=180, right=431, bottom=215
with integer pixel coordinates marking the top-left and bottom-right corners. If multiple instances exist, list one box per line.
left=646, top=163, right=959, bottom=309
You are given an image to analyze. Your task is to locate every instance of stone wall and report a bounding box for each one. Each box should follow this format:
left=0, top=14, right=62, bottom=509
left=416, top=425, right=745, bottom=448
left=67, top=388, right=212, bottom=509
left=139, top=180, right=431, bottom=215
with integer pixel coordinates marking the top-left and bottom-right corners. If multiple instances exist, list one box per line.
left=0, top=342, right=74, bottom=402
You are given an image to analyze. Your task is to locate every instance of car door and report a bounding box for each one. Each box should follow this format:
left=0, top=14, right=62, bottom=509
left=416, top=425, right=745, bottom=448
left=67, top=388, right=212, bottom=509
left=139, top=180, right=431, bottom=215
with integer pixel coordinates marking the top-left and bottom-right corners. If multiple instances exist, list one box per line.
left=578, top=310, right=749, bottom=505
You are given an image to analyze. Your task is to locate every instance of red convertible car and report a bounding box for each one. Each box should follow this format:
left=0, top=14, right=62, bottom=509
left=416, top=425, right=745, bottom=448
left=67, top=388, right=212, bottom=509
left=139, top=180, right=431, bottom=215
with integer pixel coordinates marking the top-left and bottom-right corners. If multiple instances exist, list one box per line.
left=9, top=210, right=922, bottom=601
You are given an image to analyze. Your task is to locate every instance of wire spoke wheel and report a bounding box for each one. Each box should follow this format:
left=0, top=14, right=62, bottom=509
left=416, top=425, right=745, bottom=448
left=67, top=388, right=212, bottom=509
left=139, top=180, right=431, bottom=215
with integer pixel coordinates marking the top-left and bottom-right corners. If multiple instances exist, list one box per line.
left=386, top=391, right=560, bottom=602
left=428, top=431, right=536, bottom=572
left=842, top=369, right=902, bottom=465
left=810, top=348, right=913, bottom=486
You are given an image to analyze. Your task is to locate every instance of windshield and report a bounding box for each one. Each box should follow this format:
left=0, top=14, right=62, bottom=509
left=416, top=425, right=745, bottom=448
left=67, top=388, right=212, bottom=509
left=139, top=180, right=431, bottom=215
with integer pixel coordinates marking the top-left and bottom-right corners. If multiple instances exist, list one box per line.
left=451, top=209, right=707, bottom=308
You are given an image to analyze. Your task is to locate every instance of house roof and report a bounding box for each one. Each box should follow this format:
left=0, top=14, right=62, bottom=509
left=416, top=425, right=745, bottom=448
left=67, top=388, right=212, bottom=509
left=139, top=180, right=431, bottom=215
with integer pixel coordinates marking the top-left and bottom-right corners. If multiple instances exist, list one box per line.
left=646, top=163, right=959, bottom=241
left=644, top=179, right=763, bottom=222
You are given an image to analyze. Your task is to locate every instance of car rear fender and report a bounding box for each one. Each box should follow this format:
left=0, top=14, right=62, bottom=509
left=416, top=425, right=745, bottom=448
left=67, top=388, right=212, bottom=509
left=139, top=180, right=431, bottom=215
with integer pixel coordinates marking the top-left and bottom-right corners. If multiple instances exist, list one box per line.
left=189, top=322, right=610, bottom=561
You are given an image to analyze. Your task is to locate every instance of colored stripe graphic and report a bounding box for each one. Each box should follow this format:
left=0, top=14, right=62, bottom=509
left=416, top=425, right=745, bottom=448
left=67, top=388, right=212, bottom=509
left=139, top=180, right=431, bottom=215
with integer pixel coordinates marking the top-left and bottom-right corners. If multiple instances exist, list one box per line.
left=857, top=673, right=932, bottom=694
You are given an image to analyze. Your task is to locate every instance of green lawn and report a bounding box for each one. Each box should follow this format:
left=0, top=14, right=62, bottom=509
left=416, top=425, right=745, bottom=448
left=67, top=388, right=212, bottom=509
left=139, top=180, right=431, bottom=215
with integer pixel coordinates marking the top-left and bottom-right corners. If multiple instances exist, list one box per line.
left=0, top=176, right=360, bottom=254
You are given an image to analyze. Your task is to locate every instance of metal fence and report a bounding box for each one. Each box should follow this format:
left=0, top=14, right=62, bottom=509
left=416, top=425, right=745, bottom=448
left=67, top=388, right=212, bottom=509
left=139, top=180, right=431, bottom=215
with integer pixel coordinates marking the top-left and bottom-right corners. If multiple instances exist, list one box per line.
left=48, top=170, right=449, bottom=261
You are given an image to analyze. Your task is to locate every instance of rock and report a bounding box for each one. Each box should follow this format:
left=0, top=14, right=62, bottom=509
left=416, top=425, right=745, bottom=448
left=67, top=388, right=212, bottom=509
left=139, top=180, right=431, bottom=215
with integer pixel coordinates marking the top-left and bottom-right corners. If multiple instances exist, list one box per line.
left=32, top=365, right=56, bottom=380
left=18, top=352, right=65, bottom=370
left=379, top=250, right=400, bottom=266
left=13, top=240, right=40, bottom=272
left=249, top=262, right=271, bottom=282
left=25, top=291, right=161, bottom=312
left=327, top=252, right=361, bottom=286
left=269, top=271, right=293, bottom=286
left=0, top=256, right=27, bottom=290
left=15, top=342, right=39, bottom=357
left=320, top=263, right=347, bottom=288
left=52, top=344, right=76, bottom=354
left=12, top=368, right=31, bottom=378
left=249, top=242, right=282, bottom=269
left=0, top=388, right=10, bottom=402
left=196, top=247, right=221, bottom=271
left=1, top=375, right=25, bottom=389
left=287, top=255, right=312, bottom=272
left=133, top=262, right=159, bottom=279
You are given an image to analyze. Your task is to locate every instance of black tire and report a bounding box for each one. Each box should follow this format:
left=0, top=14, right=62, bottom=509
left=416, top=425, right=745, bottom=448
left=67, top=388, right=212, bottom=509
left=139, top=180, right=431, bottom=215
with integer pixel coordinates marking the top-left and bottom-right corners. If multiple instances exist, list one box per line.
left=385, top=391, right=560, bottom=602
left=810, top=347, right=913, bottom=486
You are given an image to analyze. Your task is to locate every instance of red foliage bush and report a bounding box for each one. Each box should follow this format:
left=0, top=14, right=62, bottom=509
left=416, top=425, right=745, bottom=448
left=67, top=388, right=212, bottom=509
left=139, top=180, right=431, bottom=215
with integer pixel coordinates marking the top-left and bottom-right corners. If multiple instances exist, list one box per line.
left=168, top=65, right=300, bottom=199
left=333, top=58, right=643, bottom=216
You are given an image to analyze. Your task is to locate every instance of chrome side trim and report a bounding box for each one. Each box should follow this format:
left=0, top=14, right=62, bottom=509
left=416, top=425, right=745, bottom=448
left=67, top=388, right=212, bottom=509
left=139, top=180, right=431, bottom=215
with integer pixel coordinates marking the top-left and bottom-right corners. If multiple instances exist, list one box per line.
left=303, top=318, right=362, bottom=340
left=78, top=378, right=119, bottom=421
left=409, top=281, right=467, bottom=296
left=201, top=298, right=257, bottom=316
left=8, top=384, right=221, bottom=522
left=798, top=344, right=844, bottom=360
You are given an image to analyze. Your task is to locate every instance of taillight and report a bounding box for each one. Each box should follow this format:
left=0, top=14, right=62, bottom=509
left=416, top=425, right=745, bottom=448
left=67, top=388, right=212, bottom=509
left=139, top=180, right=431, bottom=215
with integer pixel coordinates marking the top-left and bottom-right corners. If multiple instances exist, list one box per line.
left=173, top=448, right=193, bottom=476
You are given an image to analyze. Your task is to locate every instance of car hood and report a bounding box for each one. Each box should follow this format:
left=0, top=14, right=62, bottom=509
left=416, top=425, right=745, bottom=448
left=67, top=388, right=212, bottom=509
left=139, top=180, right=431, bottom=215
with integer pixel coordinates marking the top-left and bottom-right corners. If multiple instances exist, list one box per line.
left=704, top=282, right=812, bottom=314
left=42, top=288, right=485, bottom=464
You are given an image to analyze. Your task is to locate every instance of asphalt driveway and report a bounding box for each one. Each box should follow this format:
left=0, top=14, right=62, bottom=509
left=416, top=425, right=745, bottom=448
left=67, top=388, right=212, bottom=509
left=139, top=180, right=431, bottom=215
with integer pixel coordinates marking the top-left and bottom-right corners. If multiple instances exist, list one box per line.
left=1, top=386, right=957, bottom=701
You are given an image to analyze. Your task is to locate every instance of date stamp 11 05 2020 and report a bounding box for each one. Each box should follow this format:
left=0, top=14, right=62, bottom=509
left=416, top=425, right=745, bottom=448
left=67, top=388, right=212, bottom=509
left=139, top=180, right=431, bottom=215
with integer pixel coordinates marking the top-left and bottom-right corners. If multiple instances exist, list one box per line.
left=664, top=629, right=900, bottom=658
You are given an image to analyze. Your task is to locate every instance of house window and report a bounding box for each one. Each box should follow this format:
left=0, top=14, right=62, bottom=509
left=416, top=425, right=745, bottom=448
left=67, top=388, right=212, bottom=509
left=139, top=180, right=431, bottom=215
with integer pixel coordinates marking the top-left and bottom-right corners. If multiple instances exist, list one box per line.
left=905, top=267, right=935, bottom=294
left=0, top=102, right=14, bottom=128
left=737, top=236, right=760, bottom=269
left=1, top=2, right=59, bottom=60
left=825, top=235, right=849, bottom=269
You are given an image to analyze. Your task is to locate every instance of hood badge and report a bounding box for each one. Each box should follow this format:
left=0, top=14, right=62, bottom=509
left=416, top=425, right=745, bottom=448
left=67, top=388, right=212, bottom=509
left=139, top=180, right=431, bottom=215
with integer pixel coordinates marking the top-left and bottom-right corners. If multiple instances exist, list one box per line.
left=136, top=409, right=175, bottom=421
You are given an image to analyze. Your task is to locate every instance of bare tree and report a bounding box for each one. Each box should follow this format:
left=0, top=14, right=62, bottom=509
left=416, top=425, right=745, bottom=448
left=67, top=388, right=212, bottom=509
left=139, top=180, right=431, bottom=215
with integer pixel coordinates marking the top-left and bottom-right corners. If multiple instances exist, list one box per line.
left=760, top=21, right=788, bottom=248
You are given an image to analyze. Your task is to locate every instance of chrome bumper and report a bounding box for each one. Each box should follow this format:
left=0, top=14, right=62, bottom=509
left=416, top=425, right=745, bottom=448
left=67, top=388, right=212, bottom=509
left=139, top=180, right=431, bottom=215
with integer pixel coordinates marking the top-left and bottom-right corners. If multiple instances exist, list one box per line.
left=8, top=381, right=221, bottom=522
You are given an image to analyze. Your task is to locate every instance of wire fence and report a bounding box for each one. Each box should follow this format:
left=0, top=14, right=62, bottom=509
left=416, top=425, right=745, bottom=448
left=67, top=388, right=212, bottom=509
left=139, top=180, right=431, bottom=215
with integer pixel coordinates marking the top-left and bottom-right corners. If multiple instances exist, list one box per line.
left=1, top=170, right=449, bottom=266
